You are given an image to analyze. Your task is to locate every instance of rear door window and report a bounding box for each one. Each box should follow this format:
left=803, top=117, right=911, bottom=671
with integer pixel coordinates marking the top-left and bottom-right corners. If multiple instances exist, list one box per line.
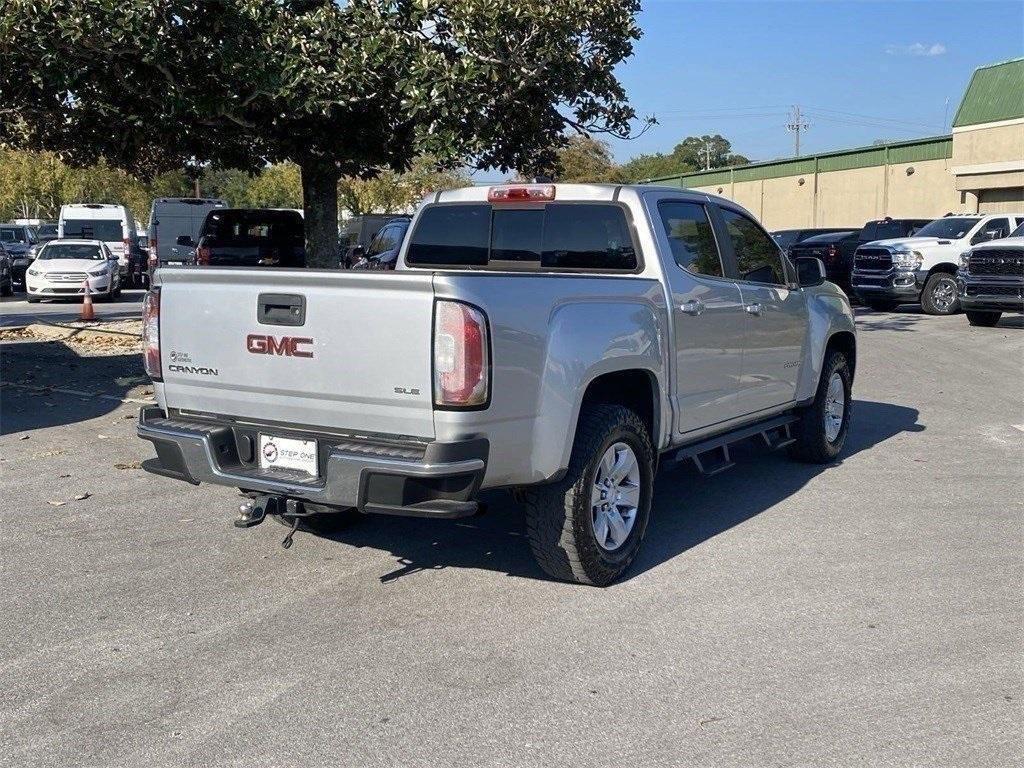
left=406, top=204, right=490, bottom=266
left=62, top=219, right=123, bottom=241
left=541, top=204, right=636, bottom=270
left=406, top=202, right=637, bottom=271
left=657, top=201, right=724, bottom=278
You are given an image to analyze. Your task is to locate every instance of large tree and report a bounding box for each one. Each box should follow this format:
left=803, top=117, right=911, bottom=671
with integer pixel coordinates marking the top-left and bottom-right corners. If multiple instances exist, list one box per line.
left=0, top=0, right=643, bottom=266
left=671, top=135, right=749, bottom=171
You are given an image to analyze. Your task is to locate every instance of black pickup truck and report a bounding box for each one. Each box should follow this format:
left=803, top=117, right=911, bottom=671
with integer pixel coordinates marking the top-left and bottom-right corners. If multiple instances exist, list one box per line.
left=789, top=217, right=931, bottom=292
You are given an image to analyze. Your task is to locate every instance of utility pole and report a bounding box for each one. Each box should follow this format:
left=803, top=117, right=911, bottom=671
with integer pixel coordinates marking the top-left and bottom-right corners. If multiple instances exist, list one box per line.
left=701, top=138, right=712, bottom=171
left=786, top=105, right=809, bottom=157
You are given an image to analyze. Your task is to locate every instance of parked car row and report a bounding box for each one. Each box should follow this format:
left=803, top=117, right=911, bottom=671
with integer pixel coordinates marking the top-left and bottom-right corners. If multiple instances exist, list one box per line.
left=773, top=212, right=1024, bottom=321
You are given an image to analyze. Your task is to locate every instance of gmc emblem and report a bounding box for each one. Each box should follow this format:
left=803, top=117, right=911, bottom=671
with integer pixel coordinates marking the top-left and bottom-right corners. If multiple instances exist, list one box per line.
left=246, top=334, right=314, bottom=358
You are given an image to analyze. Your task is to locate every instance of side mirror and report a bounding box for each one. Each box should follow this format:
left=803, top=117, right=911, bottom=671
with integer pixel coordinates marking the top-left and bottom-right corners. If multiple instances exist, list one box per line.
left=176, top=235, right=195, bottom=247
left=796, top=256, right=827, bottom=288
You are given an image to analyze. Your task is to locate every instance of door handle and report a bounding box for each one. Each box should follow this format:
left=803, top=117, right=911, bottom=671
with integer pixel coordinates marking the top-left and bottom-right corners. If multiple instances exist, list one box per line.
left=744, top=302, right=763, bottom=316
left=679, top=299, right=705, bottom=316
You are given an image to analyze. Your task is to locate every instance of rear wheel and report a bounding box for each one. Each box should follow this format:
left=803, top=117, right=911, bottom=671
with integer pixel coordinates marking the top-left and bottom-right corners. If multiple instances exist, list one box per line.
left=966, top=310, right=1002, bottom=327
left=789, top=349, right=852, bottom=463
left=866, top=299, right=898, bottom=311
left=920, top=272, right=960, bottom=315
left=520, top=404, right=654, bottom=586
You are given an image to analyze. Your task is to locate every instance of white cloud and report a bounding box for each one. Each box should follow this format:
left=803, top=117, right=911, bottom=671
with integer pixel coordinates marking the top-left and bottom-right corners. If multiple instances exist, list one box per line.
left=886, top=42, right=947, bottom=57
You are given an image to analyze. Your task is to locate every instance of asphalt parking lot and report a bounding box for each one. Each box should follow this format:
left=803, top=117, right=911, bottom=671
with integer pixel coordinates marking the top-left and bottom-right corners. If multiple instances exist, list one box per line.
left=0, top=289, right=145, bottom=328
left=0, top=308, right=1021, bottom=768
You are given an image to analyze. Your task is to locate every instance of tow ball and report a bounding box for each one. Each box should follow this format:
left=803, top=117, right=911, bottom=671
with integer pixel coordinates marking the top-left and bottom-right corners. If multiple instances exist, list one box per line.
left=234, top=495, right=310, bottom=549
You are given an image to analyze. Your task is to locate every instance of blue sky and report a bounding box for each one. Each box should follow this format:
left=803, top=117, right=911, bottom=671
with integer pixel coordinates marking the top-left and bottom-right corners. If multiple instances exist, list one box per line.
left=605, top=0, right=1024, bottom=164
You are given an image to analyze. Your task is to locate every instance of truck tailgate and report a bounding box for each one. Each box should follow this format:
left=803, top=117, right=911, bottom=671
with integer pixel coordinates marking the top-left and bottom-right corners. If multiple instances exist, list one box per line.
left=156, top=268, right=435, bottom=438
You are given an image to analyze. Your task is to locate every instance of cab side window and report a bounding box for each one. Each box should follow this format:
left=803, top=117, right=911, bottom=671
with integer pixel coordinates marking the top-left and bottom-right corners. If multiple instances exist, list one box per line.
left=657, top=201, right=724, bottom=278
left=720, top=208, right=787, bottom=285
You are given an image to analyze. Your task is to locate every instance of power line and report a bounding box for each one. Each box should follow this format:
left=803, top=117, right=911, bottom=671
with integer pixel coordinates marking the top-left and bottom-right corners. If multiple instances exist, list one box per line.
left=803, top=106, right=939, bottom=131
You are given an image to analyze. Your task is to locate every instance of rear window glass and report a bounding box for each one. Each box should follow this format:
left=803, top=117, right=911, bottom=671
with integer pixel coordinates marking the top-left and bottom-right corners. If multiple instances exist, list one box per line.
left=201, top=210, right=304, bottom=244
left=406, top=203, right=637, bottom=271
left=62, top=219, right=123, bottom=241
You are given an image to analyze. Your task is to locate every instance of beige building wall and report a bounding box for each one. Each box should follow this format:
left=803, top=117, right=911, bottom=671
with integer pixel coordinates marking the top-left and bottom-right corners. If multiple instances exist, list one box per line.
left=952, top=120, right=1024, bottom=166
left=885, top=159, right=961, bottom=218
left=685, top=157, right=963, bottom=229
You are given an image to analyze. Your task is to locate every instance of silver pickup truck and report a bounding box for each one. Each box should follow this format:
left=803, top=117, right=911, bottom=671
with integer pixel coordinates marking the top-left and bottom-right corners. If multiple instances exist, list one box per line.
left=138, top=183, right=856, bottom=585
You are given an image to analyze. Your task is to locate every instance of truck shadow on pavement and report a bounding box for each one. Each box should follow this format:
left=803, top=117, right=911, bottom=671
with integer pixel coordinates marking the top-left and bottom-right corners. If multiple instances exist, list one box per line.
left=0, top=342, right=147, bottom=434
left=319, top=399, right=923, bottom=585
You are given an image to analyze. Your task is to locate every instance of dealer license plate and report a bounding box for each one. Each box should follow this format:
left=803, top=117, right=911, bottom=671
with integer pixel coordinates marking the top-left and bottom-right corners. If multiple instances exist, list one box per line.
left=258, top=435, right=318, bottom=477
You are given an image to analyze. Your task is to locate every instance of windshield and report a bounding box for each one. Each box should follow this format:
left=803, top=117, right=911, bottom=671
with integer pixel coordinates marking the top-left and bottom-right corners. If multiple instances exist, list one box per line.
left=37, top=224, right=58, bottom=239
left=0, top=227, right=27, bottom=243
left=62, top=219, right=124, bottom=241
left=914, top=217, right=978, bottom=239
left=40, top=243, right=105, bottom=261
left=201, top=210, right=303, bottom=244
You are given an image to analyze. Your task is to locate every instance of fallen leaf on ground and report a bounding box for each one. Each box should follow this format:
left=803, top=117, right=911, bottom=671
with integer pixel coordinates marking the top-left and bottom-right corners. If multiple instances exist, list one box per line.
left=97, top=434, right=109, bottom=440
left=47, top=500, right=67, bottom=507
left=19, top=435, right=29, bottom=440
left=114, top=461, right=142, bottom=470
left=73, top=493, right=91, bottom=501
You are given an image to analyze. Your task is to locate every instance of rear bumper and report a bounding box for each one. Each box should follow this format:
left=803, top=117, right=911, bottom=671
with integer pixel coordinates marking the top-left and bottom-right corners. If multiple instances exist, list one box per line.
left=136, top=406, right=488, bottom=518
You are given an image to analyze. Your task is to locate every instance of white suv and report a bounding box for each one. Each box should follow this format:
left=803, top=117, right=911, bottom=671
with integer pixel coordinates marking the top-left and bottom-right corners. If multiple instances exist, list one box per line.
left=851, top=213, right=1024, bottom=314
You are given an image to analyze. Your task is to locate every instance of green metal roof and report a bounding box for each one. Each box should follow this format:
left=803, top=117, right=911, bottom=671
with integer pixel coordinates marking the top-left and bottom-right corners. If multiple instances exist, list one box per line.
left=952, top=57, right=1024, bottom=128
left=642, top=136, right=952, bottom=188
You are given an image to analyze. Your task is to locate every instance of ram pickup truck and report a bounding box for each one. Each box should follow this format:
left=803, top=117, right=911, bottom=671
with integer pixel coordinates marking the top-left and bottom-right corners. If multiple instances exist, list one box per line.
left=956, top=222, right=1024, bottom=327
left=851, top=213, right=1024, bottom=314
left=137, top=184, right=857, bottom=585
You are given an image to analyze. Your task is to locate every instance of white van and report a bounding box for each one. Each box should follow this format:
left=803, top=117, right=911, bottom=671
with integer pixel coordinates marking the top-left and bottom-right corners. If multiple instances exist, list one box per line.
left=147, top=197, right=227, bottom=270
left=58, top=204, right=137, bottom=276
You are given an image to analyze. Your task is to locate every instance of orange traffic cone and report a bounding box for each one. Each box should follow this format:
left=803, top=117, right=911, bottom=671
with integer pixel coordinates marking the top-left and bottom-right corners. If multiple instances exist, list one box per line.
left=80, top=279, right=95, bottom=321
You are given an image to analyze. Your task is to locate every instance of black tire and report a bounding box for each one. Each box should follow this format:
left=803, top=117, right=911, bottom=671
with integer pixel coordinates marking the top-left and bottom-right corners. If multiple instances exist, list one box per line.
left=26, top=297, right=40, bottom=304
left=789, top=349, right=852, bottom=464
left=966, top=310, right=1002, bottom=327
left=920, top=272, right=960, bottom=315
left=520, top=404, right=654, bottom=586
left=0, top=280, right=11, bottom=297
left=866, top=299, right=899, bottom=311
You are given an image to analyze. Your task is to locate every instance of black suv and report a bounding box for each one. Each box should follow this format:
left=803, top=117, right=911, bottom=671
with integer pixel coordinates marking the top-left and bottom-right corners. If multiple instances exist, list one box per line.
left=172, top=209, right=306, bottom=272
left=790, top=218, right=931, bottom=293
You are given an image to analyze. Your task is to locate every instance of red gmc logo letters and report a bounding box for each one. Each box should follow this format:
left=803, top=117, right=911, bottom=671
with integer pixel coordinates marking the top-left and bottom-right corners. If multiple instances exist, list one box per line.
left=246, top=334, right=314, bottom=358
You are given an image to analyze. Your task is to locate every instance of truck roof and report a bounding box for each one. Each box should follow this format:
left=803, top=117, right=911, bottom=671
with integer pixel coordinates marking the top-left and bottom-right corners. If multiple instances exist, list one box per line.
left=430, top=182, right=734, bottom=206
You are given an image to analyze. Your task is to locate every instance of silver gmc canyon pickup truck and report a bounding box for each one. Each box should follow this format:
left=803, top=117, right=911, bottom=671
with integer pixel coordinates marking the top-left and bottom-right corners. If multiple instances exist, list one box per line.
left=138, top=183, right=856, bottom=585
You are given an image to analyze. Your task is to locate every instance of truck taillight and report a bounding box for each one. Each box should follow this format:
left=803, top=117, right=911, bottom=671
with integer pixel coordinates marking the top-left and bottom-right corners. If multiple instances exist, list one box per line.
left=433, top=300, right=489, bottom=408
left=196, top=244, right=211, bottom=265
left=142, top=289, right=161, bottom=380
left=123, top=237, right=131, bottom=255
left=147, top=252, right=157, bottom=270
left=827, top=244, right=838, bottom=261
left=487, top=184, right=555, bottom=202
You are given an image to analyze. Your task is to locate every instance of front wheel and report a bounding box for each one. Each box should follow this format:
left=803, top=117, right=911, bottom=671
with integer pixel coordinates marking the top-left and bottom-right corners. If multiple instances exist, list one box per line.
left=521, top=404, right=654, bottom=586
left=789, top=349, right=852, bottom=463
left=920, top=273, right=960, bottom=315
left=966, top=310, right=1002, bottom=327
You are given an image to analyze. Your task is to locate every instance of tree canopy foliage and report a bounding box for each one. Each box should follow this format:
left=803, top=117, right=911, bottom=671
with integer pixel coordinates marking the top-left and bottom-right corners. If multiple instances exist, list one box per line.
left=1, top=0, right=644, bottom=265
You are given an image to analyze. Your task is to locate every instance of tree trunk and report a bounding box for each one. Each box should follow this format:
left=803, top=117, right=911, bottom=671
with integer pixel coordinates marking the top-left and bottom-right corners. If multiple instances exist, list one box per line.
left=300, top=159, right=341, bottom=269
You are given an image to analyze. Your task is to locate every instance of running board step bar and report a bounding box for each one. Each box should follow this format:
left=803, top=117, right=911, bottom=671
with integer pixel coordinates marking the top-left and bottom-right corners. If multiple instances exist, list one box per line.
left=674, top=414, right=799, bottom=475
